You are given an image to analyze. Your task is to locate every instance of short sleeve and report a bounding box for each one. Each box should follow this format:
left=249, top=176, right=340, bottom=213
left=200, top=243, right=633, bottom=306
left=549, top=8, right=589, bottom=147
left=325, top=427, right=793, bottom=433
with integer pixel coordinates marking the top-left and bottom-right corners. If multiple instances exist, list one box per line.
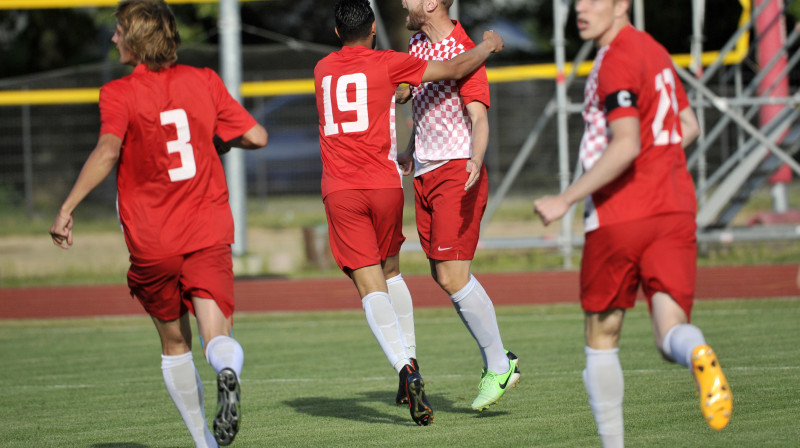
left=455, top=38, right=490, bottom=109
left=597, top=51, right=640, bottom=122
left=98, top=82, right=129, bottom=140
left=205, top=68, right=258, bottom=142
left=384, top=50, right=428, bottom=87
left=457, top=65, right=490, bottom=109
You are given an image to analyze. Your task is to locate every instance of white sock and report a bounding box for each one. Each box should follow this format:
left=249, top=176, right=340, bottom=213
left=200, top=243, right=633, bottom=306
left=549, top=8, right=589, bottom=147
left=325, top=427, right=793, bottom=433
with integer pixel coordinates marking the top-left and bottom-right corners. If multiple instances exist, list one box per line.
left=161, top=352, right=217, bottom=448
left=205, top=335, right=244, bottom=378
left=583, top=347, right=624, bottom=448
left=387, top=274, right=417, bottom=360
left=362, top=291, right=410, bottom=372
left=450, top=274, right=507, bottom=374
left=661, top=323, right=706, bottom=369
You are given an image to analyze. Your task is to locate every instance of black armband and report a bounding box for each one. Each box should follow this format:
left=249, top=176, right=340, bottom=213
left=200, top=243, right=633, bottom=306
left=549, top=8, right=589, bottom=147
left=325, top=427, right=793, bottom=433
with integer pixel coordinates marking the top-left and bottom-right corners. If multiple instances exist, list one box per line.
left=605, top=90, right=638, bottom=113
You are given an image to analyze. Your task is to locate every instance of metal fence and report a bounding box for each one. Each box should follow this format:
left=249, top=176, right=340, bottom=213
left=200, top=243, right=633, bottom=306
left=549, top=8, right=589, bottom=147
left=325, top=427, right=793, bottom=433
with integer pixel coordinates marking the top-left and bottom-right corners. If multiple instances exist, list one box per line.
left=0, top=44, right=796, bottom=224
left=0, top=63, right=582, bottom=217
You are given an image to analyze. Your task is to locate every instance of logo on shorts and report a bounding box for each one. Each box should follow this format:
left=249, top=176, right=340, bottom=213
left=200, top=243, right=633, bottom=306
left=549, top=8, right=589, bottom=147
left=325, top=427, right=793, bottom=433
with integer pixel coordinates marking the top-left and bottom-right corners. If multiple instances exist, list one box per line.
left=437, top=246, right=454, bottom=251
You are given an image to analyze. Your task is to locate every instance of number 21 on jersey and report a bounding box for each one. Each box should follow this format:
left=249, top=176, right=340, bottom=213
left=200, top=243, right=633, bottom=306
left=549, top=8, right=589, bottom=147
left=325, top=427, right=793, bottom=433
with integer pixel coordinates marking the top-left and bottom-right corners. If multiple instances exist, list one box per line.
left=321, top=74, right=369, bottom=136
left=652, top=68, right=682, bottom=146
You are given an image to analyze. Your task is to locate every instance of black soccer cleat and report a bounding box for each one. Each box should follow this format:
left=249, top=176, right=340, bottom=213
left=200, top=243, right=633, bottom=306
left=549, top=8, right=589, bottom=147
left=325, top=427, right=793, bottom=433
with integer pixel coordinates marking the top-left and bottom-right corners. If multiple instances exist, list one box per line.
left=401, top=363, right=433, bottom=426
left=396, top=358, right=419, bottom=405
left=213, top=368, right=241, bottom=446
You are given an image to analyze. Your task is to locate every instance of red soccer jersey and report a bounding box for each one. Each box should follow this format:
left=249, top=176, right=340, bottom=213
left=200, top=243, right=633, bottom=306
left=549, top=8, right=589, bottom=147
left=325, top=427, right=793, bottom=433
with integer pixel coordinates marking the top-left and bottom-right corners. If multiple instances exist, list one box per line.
left=314, top=46, right=428, bottom=198
left=99, top=64, right=257, bottom=259
left=580, top=25, right=697, bottom=231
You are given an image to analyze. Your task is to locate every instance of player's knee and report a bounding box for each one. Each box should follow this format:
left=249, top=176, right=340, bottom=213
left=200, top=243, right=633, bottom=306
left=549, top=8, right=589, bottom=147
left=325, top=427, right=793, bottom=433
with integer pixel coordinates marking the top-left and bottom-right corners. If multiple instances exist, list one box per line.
left=436, top=272, right=470, bottom=295
left=161, top=339, right=191, bottom=356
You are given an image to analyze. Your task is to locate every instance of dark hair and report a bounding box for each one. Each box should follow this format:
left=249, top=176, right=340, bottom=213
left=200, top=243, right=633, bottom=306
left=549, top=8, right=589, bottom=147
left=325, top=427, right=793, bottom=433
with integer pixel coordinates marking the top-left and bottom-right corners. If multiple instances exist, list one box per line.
left=115, top=0, right=180, bottom=71
left=334, top=0, right=375, bottom=43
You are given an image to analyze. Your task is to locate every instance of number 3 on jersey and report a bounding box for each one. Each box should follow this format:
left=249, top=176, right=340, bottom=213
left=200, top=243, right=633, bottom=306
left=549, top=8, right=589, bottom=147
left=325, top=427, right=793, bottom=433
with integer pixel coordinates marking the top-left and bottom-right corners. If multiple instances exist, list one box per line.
left=161, top=108, right=197, bottom=182
left=652, top=68, right=682, bottom=146
left=321, top=74, right=368, bottom=136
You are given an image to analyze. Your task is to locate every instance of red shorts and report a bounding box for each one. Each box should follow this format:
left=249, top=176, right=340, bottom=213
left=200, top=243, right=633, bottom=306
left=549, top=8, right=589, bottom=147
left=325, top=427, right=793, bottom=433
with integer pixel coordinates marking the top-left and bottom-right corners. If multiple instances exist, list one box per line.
left=127, top=244, right=234, bottom=321
left=580, top=213, right=697, bottom=318
left=323, top=188, right=406, bottom=273
left=414, top=159, right=488, bottom=261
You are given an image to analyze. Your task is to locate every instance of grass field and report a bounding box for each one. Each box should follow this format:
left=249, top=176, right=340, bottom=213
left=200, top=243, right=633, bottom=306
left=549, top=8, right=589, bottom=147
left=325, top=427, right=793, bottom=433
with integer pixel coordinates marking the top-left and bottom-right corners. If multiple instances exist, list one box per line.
left=2, top=298, right=799, bottom=447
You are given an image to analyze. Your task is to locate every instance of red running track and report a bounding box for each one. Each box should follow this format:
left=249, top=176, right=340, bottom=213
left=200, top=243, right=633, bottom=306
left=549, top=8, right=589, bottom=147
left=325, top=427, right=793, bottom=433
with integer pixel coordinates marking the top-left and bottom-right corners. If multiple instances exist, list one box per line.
left=1, top=265, right=798, bottom=319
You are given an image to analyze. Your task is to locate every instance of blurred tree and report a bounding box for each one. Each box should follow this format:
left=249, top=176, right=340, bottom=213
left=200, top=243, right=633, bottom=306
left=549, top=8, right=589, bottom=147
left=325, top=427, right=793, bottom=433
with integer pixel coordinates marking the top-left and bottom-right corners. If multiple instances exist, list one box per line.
left=0, top=9, right=101, bottom=78
left=0, top=0, right=795, bottom=79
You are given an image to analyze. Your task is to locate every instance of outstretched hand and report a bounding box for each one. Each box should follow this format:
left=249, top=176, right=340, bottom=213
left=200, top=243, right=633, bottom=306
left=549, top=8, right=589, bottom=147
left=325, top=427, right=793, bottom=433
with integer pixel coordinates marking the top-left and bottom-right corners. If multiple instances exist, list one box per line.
left=50, top=211, right=74, bottom=249
left=482, top=30, right=504, bottom=53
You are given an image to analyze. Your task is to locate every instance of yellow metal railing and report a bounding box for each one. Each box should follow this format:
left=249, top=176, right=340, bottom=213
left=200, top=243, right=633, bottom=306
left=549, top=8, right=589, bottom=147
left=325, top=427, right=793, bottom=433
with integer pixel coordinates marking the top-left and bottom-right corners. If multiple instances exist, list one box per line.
left=0, top=0, right=751, bottom=106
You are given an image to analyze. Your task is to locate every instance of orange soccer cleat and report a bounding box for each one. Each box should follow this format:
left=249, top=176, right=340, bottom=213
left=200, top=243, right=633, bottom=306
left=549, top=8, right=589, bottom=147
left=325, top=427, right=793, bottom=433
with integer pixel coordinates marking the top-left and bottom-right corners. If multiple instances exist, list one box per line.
left=691, top=345, right=732, bottom=430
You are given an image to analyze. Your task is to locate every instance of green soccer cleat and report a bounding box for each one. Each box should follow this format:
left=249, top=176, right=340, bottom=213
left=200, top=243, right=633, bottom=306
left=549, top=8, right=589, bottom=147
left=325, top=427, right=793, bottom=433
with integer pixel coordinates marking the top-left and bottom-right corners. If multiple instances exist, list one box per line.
left=505, top=350, right=521, bottom=388
left=471, top=352, right=521, bottom=411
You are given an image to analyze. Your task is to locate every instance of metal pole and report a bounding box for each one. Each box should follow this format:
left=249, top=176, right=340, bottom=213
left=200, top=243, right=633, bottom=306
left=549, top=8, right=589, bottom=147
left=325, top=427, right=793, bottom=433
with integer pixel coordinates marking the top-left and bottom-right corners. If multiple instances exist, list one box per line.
left=677, top=64, right=800, bottom=177
left=686, top=25, right=799, bottom=171
left=368, top=0, right=391, bottom=50
left=633, top=0, right=645, bottom=30
left=219, top=0, right=247, bottom=257
left=481, top=40, right=592, bottom=229
left=691, top=0, right=707, bottom=204
left=22, top=101, right=33, bottom=218
left=553, top=0, right=572, bottom=269
left=734, top=65, right=744, bottom=162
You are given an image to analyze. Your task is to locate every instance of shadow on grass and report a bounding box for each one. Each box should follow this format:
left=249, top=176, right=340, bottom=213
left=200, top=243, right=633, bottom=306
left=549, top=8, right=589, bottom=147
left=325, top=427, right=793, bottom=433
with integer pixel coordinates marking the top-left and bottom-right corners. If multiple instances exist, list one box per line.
left=91, top=444, right=184, bottom=448
left=91, top=444, right=174, bottom=448
left=428, top=391, right=512, bottom=419
left=284, top=388, right=508, bottom=425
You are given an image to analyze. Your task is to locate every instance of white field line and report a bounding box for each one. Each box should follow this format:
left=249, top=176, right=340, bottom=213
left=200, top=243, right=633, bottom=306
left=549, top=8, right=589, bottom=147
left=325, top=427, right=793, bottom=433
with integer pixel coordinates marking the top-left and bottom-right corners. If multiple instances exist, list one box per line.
left=20, top=364, right=800, bottom=390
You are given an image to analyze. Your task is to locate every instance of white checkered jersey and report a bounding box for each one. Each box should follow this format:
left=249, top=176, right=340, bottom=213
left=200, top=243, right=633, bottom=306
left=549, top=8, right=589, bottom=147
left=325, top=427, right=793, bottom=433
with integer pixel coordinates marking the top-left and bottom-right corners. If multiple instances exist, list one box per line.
left=408, top=22, right=488, bottom=176
left=579, top=45, right=610, bottom=173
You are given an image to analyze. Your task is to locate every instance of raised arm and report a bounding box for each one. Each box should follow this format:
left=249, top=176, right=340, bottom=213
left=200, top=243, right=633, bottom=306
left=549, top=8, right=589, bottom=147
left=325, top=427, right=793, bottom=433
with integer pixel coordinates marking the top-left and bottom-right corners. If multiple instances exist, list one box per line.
left=421, top=30, right=503, bottom=83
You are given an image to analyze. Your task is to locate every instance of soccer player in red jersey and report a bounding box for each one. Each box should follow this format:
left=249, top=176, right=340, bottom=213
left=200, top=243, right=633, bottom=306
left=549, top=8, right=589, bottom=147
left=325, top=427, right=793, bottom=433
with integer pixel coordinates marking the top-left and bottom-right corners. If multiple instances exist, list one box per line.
left=534, top=0, right=732, bottom=444
left=395, top=0, right=521, bottom=412
left=49, top=1, right=267, bottom=446
left=314, top=0, right=503, bottom=426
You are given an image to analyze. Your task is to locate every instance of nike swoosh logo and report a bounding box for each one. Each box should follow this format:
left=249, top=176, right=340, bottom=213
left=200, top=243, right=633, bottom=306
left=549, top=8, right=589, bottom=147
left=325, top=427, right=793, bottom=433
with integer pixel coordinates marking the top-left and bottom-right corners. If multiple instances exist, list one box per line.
left=499, top=372, right=511, bottom=389
left=437, top=246, right=453, bottom=251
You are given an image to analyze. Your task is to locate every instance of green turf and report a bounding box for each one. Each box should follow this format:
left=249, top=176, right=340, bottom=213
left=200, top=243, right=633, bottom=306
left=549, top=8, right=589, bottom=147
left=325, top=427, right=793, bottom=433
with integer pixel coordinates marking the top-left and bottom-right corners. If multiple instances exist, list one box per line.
left=1, top=298, right=798, bottom=447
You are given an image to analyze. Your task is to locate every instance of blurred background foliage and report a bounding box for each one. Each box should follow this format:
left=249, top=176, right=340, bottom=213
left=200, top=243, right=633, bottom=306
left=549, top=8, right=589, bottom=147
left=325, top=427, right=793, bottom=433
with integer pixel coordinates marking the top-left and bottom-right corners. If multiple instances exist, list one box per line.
left=2, top=0, right=795, bottom=79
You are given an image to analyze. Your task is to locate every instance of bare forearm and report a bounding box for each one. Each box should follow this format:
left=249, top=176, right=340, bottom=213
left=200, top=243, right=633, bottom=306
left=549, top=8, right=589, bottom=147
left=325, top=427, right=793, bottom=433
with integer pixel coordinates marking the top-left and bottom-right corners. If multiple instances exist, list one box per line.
left=218, top=124, right=268, bottom=152
left=61, top=136, right=120, bottom=215
left=562, top=134, right=639, bottom=206
left=421, top=31, right=502, bottom=83
left=469, top=114, right=489, bottom=163
left=679, top=107, right=700, bottom=148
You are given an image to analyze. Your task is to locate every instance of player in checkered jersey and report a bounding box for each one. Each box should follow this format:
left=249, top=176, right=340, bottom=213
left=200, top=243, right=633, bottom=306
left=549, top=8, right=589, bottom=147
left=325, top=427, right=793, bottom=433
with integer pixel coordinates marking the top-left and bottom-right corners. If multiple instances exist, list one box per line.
left=534, top=0, right=732, bottom=445
left=49, top=1, right=267, bottom=446
left=314, top=0, right=503, bottom=426
left=396, top=0, right=520, bottom=412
